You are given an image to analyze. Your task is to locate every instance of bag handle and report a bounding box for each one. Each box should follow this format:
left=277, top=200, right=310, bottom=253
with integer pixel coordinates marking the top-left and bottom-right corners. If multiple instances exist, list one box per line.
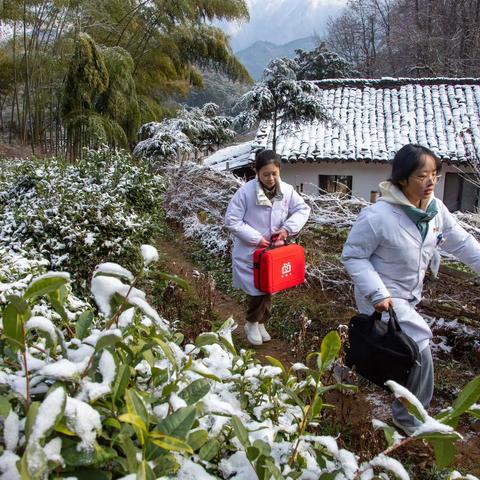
left=371, top=307, right=402, bottom=333
left=266, top=233, right=286, bottom=250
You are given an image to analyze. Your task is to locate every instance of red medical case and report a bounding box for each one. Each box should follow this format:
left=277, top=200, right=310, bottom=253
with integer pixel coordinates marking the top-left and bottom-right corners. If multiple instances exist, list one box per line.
left=253, top=243, right=305, bottom=294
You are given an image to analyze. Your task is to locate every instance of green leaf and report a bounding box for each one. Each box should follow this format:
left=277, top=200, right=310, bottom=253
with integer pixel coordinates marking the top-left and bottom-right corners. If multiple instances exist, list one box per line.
left=24, top=402, right=40, bottom=440
left=190, top=368, right=222, bottom=383
left=0, top=397, right=11, bottom=418
left=62, top=445, right=117, bottom=467
left=194, top=332, right=218, bottom=348
left=137, top=460, right=156, bottom=480
left=3, top=302, right=26, bottom=351
left=178, top=379, right=210, bottom=405
left=373, top=423, right=396, bottom=448
left=187, top=429, right=209, bottom=451
left=24, top=275, right=69, bottom=300
left=430, top=438, right=456, bottom=468
left=95, top=333, right=121, bottom=352
left=103, top=418, right=121, bottom=430
left=283, top=385, right=305, bottom=408
left=154, top=453, right=180, bottom=476
left=264, top=355, right=286, bottom=375
left=246, top=445, right=260, bottom=461
left=448, top=375, right=480, bottom=420
left=125, top=389, right=149, bottom=445
left=20, top=443, right=47, bottom=480
left=157, top=405, right=196, bottom=440
left=198, top=438, right=220, bottom=461
left=48, top=291, right=68, bottom=322
left=397, top=396, right=425, bottom=422
left=311, top=396, right=324, bottom=419
left=112, top=364, right=131, bottom=403
left=119, top=413, right=148, bottom=432
left=253, top=439, right=271, bottom=457
left=28, top=386, right=66, bottom=444
left=265, top=458, right=284, bottom=480
left=319, top=330, right=341, bottom=372
left=416, top=432, right=461, bottom=442
left=76, top=310, right=94, bottom=340
left=120, top=434, right=138, bottom=473
left=149, top=432, right=194, bottom=453
left=153, top=338, right=177, bottom=367
left=6, top=295, right=30, bottom=313
left=219, top=336, right=237, bottom=355
left=231, top=416, right=250, bottom=448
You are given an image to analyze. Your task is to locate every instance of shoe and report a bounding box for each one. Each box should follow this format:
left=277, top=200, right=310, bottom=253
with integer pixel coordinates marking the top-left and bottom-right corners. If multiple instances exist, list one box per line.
left=244, top=322, right=262, bottom=346
left=392, top=417, right=417, bottom=436
left=258, top=323, right=271, bottom=342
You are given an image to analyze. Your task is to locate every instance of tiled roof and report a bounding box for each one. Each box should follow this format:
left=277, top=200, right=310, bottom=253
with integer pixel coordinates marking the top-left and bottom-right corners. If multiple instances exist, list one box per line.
left=252, top=77, right=480, bottom=165
left=203, top=141, right=253, bottom=171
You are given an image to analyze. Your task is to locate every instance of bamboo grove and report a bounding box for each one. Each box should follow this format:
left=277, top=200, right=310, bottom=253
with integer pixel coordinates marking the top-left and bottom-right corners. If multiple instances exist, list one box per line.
left=0, top=0, right=251, bottom=159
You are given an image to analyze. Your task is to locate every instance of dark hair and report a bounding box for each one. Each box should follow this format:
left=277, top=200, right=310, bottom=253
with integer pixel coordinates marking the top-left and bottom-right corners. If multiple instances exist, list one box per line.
left=254, top=149, right=281, bottom=171
left=390, top=144, right=441, bottom=187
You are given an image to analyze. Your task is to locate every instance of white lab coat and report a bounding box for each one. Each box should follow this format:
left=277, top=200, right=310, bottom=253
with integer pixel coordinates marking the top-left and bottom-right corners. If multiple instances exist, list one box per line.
left=225, top=178, right=311, bottom=295
left=342, top=195, right=480, bottom=350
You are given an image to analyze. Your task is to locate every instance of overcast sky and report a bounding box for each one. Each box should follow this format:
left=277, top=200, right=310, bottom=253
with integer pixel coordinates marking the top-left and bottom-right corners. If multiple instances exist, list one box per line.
left=218, top=0, right=347, bottom=51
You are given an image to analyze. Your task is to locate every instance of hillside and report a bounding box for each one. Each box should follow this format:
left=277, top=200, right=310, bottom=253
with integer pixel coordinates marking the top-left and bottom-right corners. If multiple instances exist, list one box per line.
left=0, top=151, right=479, bottom=479
left=235, top=36, right=318, bottom=80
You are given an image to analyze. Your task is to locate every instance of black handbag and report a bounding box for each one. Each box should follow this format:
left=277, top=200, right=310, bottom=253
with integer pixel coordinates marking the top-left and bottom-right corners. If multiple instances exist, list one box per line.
left=345, top=307, right=421, bottom=390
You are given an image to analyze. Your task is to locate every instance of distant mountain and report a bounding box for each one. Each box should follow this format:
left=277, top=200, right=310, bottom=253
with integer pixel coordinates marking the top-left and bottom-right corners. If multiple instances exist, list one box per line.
left=235, top=36, right=318, bottom=80
left=217, top=0, right=346, bottom=52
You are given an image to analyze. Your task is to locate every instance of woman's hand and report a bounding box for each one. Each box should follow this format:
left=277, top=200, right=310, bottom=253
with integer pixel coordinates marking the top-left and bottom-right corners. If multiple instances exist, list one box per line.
left=273, top=229, right=289, bottom=242
left=374, top=297, right=393, bottom=312
left=257, top=237, right=270, bottom=248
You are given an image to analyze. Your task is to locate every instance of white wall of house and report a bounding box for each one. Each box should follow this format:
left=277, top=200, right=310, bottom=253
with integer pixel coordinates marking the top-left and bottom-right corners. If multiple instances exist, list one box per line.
left=280, top=161, right=476, bottom=208
left=281, top=162, right=390, bottom=200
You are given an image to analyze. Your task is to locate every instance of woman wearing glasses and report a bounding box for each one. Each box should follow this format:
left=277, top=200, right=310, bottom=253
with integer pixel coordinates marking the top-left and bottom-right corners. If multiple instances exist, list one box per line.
left=342, top=143, right=480, bottom=435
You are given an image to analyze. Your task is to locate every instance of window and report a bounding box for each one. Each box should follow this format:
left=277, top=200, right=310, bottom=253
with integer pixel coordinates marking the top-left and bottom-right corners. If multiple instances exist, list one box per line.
left=319, top=175, right=352, bottom=195
left=296, top=183, right=304, bottom=193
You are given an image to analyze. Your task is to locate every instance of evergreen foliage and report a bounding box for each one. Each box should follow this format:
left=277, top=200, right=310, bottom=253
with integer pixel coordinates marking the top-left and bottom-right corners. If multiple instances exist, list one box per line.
left=233, top=58, right=329, bottom=151
left=0, top=0, right=251, bottom=158
left=294, top=43, right=358, bottom=80
left=0, top=149, right=165, bottom=291
left=134, top=103, right=236, bottom=163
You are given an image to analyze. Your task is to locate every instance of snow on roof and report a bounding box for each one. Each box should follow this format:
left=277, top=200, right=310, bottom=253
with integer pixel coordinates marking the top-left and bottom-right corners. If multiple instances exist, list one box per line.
left=253, top=77, right=480, bottom=165
left=203, top=141, right=254, bottom=171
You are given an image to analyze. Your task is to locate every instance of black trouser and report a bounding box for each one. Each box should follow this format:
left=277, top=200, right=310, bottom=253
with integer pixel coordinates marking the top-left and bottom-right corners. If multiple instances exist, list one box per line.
left=246, top=294, right=272, bottom=324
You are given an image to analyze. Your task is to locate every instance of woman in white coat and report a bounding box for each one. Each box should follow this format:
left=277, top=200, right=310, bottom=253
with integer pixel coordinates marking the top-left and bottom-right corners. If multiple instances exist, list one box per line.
left=342, top=143, right=480, bottom=435
left=225, top=150, right=311, bottom=346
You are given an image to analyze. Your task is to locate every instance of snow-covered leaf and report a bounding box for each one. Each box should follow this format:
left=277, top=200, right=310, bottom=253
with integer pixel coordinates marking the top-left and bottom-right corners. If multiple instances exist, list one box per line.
left=24, top=273, right=70, bottom=300
left=149, top=432, right=193, bottom=454
left=178, top=379, right=210, bottom=405
left=76, top=310, right=94, bottom=340
left=157, top=405, right=196, bottom=440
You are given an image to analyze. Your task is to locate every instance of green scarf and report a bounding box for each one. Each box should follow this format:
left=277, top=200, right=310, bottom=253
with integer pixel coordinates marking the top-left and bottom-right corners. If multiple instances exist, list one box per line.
left=400, top=199, right=438, bottom=241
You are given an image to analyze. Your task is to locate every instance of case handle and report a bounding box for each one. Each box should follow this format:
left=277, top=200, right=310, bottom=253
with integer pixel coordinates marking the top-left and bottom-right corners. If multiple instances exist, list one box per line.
left=371, top=307, right=402, bottom=333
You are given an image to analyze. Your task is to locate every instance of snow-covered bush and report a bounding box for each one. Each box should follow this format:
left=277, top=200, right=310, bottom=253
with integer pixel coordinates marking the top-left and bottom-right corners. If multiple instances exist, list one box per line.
left=1, top=249, right=479, bottom=479
left=233, top=58, right=329, bottom=152
left=134, top=103, right=236, bottom=163
left=163, top=162, right=243, bottom=255
left=0, top=148, right=165, bottom=290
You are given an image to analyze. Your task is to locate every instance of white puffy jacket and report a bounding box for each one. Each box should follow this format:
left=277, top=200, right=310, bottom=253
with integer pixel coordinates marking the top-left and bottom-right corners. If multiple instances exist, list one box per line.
left=342, top=182, right=480, bottom=349
left=225, top=178, right=310, bottom=295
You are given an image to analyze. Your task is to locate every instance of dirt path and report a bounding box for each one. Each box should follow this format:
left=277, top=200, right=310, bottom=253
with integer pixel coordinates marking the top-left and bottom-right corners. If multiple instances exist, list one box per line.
left=155, top=234, right=480, bottom=476
left=155, top=236, right=295, bottom=366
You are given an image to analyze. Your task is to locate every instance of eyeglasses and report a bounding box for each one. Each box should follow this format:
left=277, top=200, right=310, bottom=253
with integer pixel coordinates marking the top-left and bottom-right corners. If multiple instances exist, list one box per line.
left=411, top=173, right=442, bottom=185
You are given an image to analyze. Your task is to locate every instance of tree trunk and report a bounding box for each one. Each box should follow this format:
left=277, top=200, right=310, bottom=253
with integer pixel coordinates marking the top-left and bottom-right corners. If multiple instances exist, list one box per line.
left=23, top=0, right=35, bottom=154
left=9, top=23, right=18, bottom=144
